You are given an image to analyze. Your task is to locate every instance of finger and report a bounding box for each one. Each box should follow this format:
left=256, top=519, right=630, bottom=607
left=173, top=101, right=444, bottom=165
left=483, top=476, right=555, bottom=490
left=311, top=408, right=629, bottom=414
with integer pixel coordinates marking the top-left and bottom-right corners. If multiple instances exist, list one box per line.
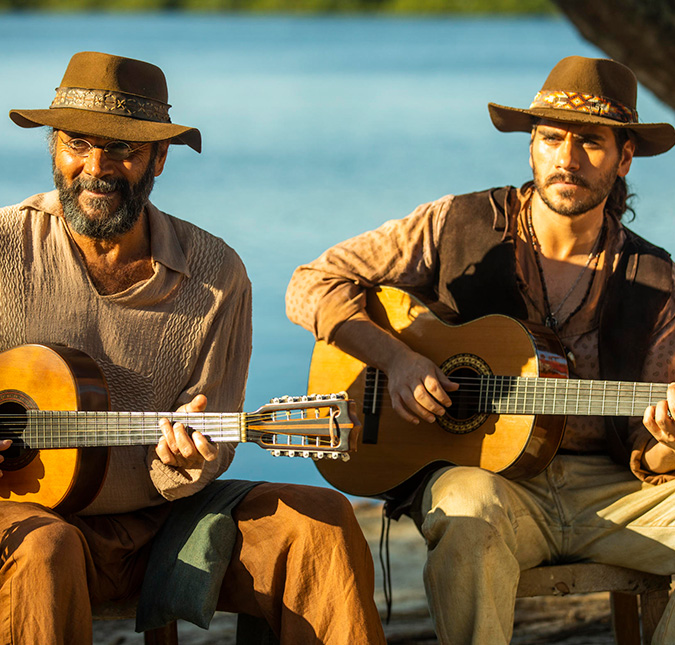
left=177, top=394, right=208, bottom=415
left=391, top=392, right=423, bottom=425
left=654, top=400, right=673, bottom=431
left=170, top=423, right=200, bottom=460
left=667, top=383, right=675, bottom=420
left=192, top=431, right=218, bottom=462
left=412, top=383, right=447, bottom=418
left=155, top=436, right=178, bottom=466
left=400, top=387, right=439, bottom=424
left=425, top=374, right=456, bottom=407
left=644, top=404, right=674, bottom=445
left=159, top=417, right=179, bottom=454
left=434, top=368, right=459, bottom=392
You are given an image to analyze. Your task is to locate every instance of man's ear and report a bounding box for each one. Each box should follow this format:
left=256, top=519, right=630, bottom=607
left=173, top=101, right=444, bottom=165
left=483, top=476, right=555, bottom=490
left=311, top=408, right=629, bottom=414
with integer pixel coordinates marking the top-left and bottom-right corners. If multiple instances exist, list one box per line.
left=617, top=137, right=636, bottom=179
left=153, top=141, right=171, bottom=178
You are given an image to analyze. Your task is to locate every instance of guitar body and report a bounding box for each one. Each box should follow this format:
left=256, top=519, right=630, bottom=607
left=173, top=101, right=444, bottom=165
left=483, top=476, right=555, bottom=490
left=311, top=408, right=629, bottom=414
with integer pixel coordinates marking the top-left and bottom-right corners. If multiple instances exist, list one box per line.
left=309, top=287, right=569, bottom=497
left=0, top=344, right=110, bottom=514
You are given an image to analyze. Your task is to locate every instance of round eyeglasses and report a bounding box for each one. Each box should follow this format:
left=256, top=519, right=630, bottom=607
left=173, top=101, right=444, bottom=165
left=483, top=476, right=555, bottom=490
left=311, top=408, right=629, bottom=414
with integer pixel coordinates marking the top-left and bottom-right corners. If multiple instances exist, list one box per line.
left=59, top=134, right=147, bottom=162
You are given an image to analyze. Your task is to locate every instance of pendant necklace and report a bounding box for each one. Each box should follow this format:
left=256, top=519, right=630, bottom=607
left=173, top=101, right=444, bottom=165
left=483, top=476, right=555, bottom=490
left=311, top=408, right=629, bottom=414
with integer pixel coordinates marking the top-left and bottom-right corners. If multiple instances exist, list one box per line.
left=527, top=204, right=606, bottom=331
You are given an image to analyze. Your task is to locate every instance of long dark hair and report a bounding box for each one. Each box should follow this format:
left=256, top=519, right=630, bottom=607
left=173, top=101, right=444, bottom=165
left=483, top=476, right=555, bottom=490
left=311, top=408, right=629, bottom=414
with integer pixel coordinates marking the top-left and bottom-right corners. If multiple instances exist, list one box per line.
left=607, top=128, right=636, bottom=222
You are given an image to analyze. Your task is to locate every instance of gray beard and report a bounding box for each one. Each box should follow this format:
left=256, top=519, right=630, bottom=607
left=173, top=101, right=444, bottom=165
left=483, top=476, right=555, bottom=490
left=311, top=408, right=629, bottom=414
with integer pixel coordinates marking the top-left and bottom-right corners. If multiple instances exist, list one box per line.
left=53, top=154, right=156, bottom=240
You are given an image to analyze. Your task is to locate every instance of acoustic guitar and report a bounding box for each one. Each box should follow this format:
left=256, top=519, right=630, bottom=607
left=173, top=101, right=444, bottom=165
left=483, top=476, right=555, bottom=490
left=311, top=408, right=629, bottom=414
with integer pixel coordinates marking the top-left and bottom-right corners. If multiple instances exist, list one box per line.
left=0, top=343, right=359, bottom=514
left=308, top=286, right=666, bottom=497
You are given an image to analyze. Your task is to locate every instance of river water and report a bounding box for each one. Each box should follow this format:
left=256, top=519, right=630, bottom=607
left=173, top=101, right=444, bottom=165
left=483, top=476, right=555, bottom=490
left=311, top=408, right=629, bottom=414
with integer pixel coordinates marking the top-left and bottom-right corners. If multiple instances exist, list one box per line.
left=0, top=12, right=673, bottom=488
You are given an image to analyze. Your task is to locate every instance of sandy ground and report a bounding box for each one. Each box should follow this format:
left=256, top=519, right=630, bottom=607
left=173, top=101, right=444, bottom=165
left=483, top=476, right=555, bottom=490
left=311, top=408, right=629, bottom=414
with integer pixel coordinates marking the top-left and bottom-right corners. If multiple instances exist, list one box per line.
left=92, top=501, right=616, bottom=644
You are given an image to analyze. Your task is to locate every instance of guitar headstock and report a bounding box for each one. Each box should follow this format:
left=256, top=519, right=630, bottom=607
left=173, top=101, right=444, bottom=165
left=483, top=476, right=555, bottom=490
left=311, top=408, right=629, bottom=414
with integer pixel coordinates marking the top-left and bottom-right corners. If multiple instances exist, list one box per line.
left=245, top=393, right=360, bottom=461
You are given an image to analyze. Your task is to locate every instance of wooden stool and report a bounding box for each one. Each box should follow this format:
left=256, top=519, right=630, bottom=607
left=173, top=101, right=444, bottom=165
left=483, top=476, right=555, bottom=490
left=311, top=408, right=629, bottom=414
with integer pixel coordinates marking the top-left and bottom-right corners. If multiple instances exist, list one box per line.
left=517, top=563, right=672, bottom=645
left=92, top=600, right=279, bottom=645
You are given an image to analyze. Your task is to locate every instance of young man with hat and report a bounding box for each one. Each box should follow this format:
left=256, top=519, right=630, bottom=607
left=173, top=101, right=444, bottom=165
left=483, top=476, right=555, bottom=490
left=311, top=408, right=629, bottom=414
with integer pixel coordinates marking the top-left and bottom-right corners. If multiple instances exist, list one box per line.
left=0, top=51, right=386, bottom=644
left=286, top=55, right=675, bottom=643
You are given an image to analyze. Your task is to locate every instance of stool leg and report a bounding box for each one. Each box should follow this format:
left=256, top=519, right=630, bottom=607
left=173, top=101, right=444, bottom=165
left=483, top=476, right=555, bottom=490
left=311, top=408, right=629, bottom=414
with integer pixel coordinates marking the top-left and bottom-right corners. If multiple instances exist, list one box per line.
left=143, top=620, right=179, bottom=645
left=639, top=588, right=670, bottom=645
left=611, top=592, right=640, bottom=645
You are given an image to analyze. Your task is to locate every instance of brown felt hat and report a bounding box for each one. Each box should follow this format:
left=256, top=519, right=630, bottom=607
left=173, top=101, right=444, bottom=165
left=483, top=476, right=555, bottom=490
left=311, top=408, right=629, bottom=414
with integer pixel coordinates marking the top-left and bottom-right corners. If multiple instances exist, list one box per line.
left=488, top=56, right=675, bottom=157
left=9, top=51, right=201, bottom=152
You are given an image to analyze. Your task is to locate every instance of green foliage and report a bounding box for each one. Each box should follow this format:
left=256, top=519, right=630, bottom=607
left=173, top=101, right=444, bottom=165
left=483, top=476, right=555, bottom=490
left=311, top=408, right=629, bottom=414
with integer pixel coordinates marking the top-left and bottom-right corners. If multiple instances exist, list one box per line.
left=0, top=0, right=556, bottom=13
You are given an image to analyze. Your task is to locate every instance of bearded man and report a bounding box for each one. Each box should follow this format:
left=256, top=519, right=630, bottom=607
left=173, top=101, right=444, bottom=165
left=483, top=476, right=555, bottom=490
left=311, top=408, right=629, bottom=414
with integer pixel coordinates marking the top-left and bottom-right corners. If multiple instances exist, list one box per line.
left=0, top=51, right=385, bottom=645
left=286, top=56, right=675, bottom=644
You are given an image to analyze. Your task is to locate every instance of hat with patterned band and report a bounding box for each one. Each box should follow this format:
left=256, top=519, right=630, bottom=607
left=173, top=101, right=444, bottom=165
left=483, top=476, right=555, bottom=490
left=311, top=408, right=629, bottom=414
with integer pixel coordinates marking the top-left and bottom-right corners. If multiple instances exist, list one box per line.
left=488, top=55, right=675, bottom=157
left=9, top=51, right=201, bottom=153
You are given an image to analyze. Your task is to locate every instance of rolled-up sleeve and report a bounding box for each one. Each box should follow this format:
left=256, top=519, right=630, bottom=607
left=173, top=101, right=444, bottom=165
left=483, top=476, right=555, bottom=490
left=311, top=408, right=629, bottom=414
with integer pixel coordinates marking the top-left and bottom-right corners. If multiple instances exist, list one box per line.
left=286, top=195, right=454, bottom=343
left=148, top=267, right=253, bottom=500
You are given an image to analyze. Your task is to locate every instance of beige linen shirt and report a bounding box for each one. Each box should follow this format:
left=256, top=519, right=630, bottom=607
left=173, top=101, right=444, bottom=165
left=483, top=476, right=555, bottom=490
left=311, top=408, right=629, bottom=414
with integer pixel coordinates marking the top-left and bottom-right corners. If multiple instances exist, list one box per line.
left=286, top=186, right=675, bottom=484
left=0, top=191, right=252, bottom=514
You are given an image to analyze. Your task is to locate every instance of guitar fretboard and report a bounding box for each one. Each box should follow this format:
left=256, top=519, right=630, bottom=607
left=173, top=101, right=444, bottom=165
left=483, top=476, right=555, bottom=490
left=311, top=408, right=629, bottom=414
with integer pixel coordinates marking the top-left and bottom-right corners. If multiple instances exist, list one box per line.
left=21, top=412, right=243, bottom=448
left=475, top=377, right=668, bottom=416
left=363, top=369, right=668, bottom=417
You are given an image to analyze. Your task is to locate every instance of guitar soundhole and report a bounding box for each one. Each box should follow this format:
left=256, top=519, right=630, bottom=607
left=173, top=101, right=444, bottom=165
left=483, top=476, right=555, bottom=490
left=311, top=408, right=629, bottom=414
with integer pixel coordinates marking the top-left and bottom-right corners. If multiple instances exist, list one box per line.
left=437, top=353, right=492, bottom=435
left=0, top=397, right=39, bottom=471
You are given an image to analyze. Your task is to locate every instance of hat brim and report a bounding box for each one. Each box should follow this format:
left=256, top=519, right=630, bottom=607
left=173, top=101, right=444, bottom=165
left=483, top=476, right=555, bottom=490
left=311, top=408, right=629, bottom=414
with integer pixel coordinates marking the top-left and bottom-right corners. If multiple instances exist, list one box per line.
left=9, top=107, right=202, bottom=153
left=488, top=102, right=675, bottom=157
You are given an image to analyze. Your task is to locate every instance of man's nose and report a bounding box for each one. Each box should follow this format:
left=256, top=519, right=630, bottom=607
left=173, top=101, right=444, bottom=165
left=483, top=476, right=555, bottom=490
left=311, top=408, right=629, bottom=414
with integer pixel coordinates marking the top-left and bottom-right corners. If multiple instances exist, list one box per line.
left=82, top=147, right=114, bottom=177
left=555, top=135, right=581, bottom=171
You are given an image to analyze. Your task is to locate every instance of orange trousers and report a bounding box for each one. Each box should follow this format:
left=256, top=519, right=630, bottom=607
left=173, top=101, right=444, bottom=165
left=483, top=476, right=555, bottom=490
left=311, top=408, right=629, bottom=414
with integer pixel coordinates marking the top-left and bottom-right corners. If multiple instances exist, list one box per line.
left=0, top=483, right=385, bottom=645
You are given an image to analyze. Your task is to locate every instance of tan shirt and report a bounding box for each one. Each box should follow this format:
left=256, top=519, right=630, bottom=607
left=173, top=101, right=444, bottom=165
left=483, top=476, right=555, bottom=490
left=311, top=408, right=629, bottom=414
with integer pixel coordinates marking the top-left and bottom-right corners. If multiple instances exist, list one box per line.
left=0, top=191, right=252, bottom=513
left=286, top=186, right=675, bottom=484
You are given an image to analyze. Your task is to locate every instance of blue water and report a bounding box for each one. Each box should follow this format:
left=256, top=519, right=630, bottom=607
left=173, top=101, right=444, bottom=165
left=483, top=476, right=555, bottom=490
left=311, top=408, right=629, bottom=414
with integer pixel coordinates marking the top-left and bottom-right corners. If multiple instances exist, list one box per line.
left=0, top=13, right=673, bottom=490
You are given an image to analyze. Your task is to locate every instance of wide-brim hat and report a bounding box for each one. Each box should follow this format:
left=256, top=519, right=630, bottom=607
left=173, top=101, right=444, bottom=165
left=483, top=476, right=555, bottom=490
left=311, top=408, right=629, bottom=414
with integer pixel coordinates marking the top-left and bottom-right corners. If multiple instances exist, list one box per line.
left=488, top=56, right=675, bottom=157
left=9, top=51, right=201, bottom=153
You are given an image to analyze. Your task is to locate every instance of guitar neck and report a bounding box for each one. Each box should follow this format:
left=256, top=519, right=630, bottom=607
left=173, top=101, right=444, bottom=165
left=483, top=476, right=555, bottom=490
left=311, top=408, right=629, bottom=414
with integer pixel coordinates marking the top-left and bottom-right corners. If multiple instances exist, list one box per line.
left=23, top=411, right=243, bottom=449
left=481, top=376, right=668, bottom=417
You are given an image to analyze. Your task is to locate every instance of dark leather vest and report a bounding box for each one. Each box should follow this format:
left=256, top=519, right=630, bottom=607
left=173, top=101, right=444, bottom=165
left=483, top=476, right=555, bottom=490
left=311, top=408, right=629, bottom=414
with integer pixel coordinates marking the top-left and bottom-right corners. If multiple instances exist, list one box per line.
left=433, top=186, right=673, bottom=464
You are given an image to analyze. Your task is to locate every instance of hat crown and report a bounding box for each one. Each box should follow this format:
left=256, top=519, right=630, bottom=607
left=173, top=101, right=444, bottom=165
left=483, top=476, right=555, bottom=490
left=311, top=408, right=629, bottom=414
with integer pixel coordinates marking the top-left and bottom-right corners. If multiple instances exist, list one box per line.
left=59, top=51, right=169, bottom=104
left=540, top=56, right=637, bottom=110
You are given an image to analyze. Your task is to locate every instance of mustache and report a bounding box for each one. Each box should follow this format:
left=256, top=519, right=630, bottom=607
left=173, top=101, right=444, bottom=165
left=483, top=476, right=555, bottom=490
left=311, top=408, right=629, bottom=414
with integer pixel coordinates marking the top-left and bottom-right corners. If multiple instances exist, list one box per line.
left=71, top=176, right=130, bottom=195
left=544, top=172, right=589, bottom=189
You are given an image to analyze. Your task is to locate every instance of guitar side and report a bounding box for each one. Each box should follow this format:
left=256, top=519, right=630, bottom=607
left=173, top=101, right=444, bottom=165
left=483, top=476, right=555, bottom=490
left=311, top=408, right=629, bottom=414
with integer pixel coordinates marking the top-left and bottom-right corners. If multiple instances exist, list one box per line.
left=309, top=287, right=567, bottom=497
left=0, top=344, right=110, bottom=514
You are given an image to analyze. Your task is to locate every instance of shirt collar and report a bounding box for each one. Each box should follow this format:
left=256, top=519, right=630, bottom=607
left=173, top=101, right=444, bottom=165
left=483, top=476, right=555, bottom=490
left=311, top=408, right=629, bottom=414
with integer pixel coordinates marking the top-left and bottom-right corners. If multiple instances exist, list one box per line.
left=20, top=190, right=191, bottom=278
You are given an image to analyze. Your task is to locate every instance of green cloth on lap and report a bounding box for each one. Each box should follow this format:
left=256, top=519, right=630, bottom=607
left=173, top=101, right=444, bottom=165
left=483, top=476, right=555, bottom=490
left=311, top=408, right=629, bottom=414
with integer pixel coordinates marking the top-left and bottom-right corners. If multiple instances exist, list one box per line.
left=136, top=479, right=262, bottom=632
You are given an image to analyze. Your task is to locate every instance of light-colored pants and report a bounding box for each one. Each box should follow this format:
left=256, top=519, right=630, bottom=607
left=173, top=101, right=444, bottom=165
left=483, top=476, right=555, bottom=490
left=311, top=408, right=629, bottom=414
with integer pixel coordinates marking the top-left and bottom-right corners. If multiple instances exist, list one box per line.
left=0, top=483, right=385, bottom=645
left=416, top=455, right=675, bottom=645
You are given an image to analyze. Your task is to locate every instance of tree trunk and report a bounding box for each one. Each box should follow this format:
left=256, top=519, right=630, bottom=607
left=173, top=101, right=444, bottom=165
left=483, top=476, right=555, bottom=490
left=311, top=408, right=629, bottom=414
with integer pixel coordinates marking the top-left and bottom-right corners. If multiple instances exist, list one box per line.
left=552, top=0, right=675, bottom=111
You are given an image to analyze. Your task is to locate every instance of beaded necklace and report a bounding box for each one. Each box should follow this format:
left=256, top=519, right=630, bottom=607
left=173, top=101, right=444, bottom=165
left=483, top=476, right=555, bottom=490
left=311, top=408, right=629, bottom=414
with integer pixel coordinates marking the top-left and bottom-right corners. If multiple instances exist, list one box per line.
left=527, top=204, right=607, bottom=331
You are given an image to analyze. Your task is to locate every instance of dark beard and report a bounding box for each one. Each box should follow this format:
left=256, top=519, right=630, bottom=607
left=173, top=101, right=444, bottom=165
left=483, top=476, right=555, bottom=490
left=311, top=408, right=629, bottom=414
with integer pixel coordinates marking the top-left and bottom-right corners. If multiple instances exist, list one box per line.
left=53, top=149, right=157, bottom=240
left=533, top=163, right=619, bottom=217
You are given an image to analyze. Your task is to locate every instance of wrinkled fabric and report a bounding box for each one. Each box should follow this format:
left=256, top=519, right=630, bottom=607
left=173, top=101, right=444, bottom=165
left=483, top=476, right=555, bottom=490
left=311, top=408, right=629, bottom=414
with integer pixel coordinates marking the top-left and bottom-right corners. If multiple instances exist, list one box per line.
left=418, top=456, right=675, bottom=644
left=136, top=479, right=261, bottom=631
left=286, top=186, right=675, bottom=482
left=0, top=193, right=252, bottom=512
